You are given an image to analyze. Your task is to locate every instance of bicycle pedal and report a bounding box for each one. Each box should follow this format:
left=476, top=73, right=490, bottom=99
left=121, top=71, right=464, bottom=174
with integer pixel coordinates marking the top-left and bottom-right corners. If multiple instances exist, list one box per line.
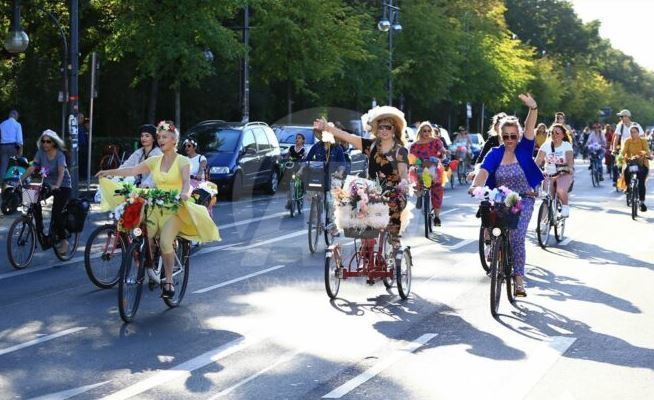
left=366, top=279, right=376, bottom=285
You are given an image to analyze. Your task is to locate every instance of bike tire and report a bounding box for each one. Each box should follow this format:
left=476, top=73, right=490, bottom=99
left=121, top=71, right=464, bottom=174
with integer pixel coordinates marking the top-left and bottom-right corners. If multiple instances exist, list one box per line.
left=84, top=224, right=126, bottom=289
left=631, top=185, right=638, bottom=220
left=53, top=229, right=80, bottom=262
left=395, top=248, right=412, bottom=300
left=478, top=226, right=490, bottom=273
left=505, top=239, right=515, bottom=304
left=457, top=162, right=465, bottom=184
left=382, top=239, right=395, bottom=289
left=288, top=194, right=296, bottom=217
left=489, top=239, right=503, bottom=317
left=536, top=200, right=551, bottom=249
left=163, top=239, right=191, bottom=308
left=591, top=168, right=599, bottom=187
left=308, top=197, right=320, bottom=254
left=554, top=199, right=566, bottom=242
left=7, top=216, right=36, bottom=269
left=118, top=240, right=145, bottom=323
left=423, top=192, right=431, bottom=238
left=324, top=251, right=341, bottom=299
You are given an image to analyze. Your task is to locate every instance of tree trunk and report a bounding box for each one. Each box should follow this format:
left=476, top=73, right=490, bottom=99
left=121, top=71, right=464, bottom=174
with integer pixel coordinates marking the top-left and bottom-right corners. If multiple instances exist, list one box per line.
left=147, top=77, right=159, bottom=124
left=175, top=87, right=181, bottom=131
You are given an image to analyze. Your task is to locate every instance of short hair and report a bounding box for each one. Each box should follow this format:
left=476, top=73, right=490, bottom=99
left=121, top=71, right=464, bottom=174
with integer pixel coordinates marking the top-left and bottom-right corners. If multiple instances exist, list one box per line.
left=156, top=120, right=179, bottom=142
left=555, top=112, right=565, bottom=118
left=497, top=116, right=522, bottom=144
left=9, top=110, right=19, bottom=119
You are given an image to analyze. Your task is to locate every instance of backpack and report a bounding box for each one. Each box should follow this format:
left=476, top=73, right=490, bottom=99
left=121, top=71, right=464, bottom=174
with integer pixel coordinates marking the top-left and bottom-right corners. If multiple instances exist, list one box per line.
left=63, top=197, right=90, bottom=233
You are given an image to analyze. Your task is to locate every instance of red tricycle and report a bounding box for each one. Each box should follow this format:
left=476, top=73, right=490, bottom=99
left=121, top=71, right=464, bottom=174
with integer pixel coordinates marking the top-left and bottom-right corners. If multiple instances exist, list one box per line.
left=324, top=227, right=412, bottom=300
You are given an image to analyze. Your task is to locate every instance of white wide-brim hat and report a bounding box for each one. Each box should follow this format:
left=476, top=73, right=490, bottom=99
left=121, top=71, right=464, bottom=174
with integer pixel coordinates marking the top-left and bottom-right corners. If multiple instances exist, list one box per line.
left=361, top=106, right=407, bottom=135
left=37, top=129, right=66, bottom=150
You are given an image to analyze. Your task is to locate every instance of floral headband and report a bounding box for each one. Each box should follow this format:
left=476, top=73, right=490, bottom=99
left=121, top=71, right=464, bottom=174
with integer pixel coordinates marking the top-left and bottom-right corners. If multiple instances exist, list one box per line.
left=157, top=120, right=177, bottom=133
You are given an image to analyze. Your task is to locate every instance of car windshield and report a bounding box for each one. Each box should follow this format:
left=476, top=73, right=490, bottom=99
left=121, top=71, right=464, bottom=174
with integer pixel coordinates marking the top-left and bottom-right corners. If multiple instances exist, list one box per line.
left=186, top=127, right=241, bottom=152
left=277, top=127, right=315, bottom=145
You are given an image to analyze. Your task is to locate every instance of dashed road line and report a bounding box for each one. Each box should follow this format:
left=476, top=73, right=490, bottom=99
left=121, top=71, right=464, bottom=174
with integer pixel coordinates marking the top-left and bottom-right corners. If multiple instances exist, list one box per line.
left=0, top=327, right=87, bottom=357
left=193, top=265, right=287, bottom=294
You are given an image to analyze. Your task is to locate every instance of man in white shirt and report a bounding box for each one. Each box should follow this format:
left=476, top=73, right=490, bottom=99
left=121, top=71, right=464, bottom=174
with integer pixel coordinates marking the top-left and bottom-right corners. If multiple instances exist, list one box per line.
left=613, top=109, right=644, bottom=149
left=0, top=110, right=23, bottom=186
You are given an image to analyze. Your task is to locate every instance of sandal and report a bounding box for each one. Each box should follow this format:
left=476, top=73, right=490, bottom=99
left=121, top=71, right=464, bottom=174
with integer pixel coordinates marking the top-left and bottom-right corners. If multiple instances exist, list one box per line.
left=514, top=281, right=527, bottom=297
left=161, top=283, right=175, bottom=299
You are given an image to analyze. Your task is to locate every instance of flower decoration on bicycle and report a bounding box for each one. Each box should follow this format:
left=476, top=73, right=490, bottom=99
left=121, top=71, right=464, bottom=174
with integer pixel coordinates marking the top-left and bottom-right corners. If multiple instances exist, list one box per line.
left=333, top=178, right=389, bottom=236
left=111, top=183, right=181, bottom=232
left=473, top=185, right=523, bottom=230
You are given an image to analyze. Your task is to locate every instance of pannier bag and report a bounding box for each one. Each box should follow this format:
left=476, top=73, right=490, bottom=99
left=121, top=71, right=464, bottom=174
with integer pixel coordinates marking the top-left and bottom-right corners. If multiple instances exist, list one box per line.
left=64, top=198, right=91, bottom=233
left=303, top=161, right=326, bottom=191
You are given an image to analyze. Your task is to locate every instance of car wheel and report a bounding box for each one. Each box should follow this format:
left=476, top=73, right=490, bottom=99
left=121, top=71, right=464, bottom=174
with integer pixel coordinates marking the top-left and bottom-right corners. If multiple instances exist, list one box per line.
left=231, top=172, right=242, bottom=200
left=266, top=169, right=279, bottom=194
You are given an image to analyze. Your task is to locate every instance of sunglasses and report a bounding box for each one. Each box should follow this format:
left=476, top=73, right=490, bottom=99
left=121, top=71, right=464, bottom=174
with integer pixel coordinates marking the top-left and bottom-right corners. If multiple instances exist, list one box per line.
left=185, top=144, right=194, bottom=148
left=378, top=124, right=393, bottom=131
left=41, top=139, right=53, bottom=144
left=501, top=134, right=518, bottom=141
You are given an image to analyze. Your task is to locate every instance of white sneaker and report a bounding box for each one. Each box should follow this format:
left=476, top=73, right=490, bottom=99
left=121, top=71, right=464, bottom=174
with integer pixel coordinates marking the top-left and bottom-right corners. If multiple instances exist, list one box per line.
left=560, top=205, right=570, bottom=218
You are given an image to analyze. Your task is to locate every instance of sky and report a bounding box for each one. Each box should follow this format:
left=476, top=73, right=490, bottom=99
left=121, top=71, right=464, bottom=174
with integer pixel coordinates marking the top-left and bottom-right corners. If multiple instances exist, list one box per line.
left=569, top=0, right=654, bottom=72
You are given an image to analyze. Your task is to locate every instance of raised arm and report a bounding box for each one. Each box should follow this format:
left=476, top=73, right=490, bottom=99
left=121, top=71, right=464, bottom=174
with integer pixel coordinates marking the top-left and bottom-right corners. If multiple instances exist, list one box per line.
left=519, top=93, right=538, bottom=140
left=314, top=118, right=363, bottom=151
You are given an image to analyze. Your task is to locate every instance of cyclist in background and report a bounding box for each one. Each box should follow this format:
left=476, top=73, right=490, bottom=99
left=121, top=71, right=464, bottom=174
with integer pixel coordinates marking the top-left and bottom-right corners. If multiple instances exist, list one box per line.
left=586, top=123, right=606, bottom=180
left=535, top=123, right=574, bottom=218
left=120, top=124, right=162, bottom=188
left=620, top=125, right=651, bottom=212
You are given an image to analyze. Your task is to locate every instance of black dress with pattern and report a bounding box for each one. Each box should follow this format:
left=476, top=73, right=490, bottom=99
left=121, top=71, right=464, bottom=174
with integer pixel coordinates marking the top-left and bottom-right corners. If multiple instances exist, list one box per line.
left=361, top=138, right=408, bottom=247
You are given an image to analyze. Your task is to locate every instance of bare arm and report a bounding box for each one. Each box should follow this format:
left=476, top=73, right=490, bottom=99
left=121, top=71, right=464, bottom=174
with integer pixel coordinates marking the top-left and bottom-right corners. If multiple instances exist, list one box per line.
left=199, top=159, right=207, bottom=180
left=469, top=168, right=489, bottom=192
left=314, top=118, right=363, bottom=151
left=534, top=149, right=546, bottom=167
left=20, top=165, right=36, bottom=182
left=180, top=163, right=191, bottom=201
left=519, top=93, right=538, bottom=140
left=565, top=150, right=574, bottom=171
left=96, top=161, right=150, bottom=178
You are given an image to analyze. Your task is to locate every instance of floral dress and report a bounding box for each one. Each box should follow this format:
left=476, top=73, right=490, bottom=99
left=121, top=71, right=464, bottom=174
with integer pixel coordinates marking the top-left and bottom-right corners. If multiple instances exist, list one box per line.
left=361, top=138, right=408, bottom=247
left=410, top=139, right=445, bottom=209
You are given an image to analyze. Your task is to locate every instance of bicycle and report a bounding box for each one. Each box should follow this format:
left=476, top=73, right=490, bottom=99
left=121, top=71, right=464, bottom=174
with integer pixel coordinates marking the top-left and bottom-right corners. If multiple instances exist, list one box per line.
left=118, top=202, right=191, bottom=323
left=625, top=160, right=641, bottom=220
left=98, top=144, right=123, bottom=171
left=84, top=213, right=128, bottom=289
left=284, top=161, right=304, bottom=218
left=304, top=161, right=337, bottom=253
left=477, top=200, right=519, bottom=317
left=536, top=173, right=567, bottom=248
left=325, top=228, right=412, bottom=300
left=6, top=181, right=80, bottom=269
left=589, top=147, right=603, bottom=187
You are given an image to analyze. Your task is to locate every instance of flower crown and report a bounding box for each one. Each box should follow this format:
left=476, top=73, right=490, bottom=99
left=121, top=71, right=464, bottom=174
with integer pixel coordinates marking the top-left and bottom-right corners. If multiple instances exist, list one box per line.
left=157, top=120, right=177, bottom=133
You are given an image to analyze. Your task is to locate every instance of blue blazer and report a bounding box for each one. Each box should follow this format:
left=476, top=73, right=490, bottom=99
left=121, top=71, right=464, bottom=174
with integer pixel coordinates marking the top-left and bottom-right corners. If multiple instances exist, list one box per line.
left=480, top=136, right=544, bottom=189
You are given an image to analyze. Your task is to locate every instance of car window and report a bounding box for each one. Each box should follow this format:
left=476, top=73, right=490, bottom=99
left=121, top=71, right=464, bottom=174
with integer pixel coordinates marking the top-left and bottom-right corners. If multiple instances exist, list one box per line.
left=186, top=127, right=240, bottom=152
left=242, top=130, right=256, bottom=153
left=264, top=127, right=279, bottom=148
left=277, top=127, right=315, bottom=145
left=253, top=128, right=271, bottom=152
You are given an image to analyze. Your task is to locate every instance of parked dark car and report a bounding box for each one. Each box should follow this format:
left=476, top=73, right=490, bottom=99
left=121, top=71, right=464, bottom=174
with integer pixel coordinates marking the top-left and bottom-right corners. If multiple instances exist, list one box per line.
left=183, top=120, right=282, bottom=199
left=273, top=125, right=368, bottom=177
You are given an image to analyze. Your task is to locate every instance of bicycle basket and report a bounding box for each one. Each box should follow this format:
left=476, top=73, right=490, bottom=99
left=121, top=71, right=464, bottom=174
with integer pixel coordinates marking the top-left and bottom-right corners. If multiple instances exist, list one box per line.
left=628, top=163, right=640, bottom=172
left=303, top=161, right=325, bottom=191
left=22, top=184, right=41, bottom=206
left=343, top=227, right=382, bottom=239
left=478, top=201, right=520, bottom=230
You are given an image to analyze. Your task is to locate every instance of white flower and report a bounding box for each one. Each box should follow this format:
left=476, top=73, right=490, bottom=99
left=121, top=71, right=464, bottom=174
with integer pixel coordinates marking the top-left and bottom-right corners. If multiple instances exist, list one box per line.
left=156, top=199, right=164, bottom=206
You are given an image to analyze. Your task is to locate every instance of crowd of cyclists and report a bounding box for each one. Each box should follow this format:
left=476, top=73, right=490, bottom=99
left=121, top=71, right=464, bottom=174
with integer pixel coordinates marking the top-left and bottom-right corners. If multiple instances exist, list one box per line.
left=2, top=98, right=652, bottom=309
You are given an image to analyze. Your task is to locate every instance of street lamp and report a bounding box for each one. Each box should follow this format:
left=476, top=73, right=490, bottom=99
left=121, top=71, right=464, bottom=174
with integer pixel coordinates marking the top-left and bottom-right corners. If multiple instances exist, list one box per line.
left=3, top=1, right=29, bottom=53
left=378, top=1, right=401, bottom=106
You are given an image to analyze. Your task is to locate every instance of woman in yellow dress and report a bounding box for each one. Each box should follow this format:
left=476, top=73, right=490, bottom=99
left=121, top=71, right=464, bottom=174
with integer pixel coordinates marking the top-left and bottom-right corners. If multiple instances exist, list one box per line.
left=97, top=120, right=220, bottom=298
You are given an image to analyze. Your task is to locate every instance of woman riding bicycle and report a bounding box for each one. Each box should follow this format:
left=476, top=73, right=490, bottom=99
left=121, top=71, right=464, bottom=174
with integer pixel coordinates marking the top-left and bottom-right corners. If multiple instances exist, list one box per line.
left=314, top=106, right=411, bottom=250
left=97, top=120, right=220, bottom=298
left=469, top=94, right=543, bottom=297
left=586, top=124, right=606, bottom=179
left=20, top=129, right=72, bottom=255
left=120, top=124, right=162, bottom=188
left=535, top=123, right=574, bottom=218
left=410, top=121, right=445, bottom=226
left=183, top=138, right=207, bottom=183
left=620, top=125, right=651, bottom=212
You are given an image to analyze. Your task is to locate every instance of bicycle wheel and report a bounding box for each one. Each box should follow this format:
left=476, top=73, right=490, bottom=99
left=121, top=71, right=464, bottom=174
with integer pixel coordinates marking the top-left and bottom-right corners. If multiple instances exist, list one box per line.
left=423, top=192, right=431, bottom=238
left=307, top=197, right=320, bottom=253
left=631, top=184, right=638, bottom=220
left=554, top=200, right=566, bottom=242
left=118, top=240, right=145, bottom=323
left=288, top=192, right=296, bottom=217
left=478, top=226, right=490, bottom=273
left=53, top=229, right=80, bottom=262
left=382, top=238, right=395, bottom=289
left=395, top=248, right=412, bottom=300
left=7, top=216, right=36, bottom=269
left=163, top=239, right=191, bottom=308
left=457, top=161, right=465, bottom=184
left=84, top=224, right=126, bottom=289
left=324, top=249, right=341, bottom=299
left=323, top=199, right=333, bottom=247
left=489, top=239, right=503, bottom=317
left=591, top=167, right=599, bottom=187
left=504, top=239, right=515, bottom=304
left=536, top=200, right=551, bottom=249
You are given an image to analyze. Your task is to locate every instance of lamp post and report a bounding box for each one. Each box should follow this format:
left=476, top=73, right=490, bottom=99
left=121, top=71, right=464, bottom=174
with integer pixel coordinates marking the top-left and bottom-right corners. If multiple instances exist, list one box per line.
left=3, top=1, right=29, bottom=54
left=378, top=1, right=402, bottom=107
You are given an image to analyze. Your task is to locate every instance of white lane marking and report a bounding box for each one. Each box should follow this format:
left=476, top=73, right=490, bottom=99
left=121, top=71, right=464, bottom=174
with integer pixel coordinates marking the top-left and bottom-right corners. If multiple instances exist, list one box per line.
left=445, top=238, right=475, bottom=250
left=218, top=209, right=307, bottom=230
left=322, top=333, right=437, bottom=399
left=28, top=381, right=111, bottom=400
left=0, top=254, right=87, bottom=281
left=193, top=265, right=287, bottom=294
left=559, top=238, right=573, bottom=246
left=0, top=327, right=87, bottom=356
left=208, top=349, right=303, bottom=399
left=228, top=230, right=306, bottom=250
left=100, top=333, right=270, bottom=400
left=439, top=208, right=459, bottom=216
left=193, top=242, right=242, bottom=256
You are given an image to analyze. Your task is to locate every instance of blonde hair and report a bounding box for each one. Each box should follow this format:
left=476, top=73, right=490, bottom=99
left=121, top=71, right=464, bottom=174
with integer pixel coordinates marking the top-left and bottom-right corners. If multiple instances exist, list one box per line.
left=157, top=120, right=180, bottom=143
left=371, top=117, right=407, bottom=146
left=416, top=121, right=435, bottom=138
left=487, top=112, right=507, bottom=136
left=497, top=116, right=522, bottom=144
left=536, top=123, right=548, bottom=135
